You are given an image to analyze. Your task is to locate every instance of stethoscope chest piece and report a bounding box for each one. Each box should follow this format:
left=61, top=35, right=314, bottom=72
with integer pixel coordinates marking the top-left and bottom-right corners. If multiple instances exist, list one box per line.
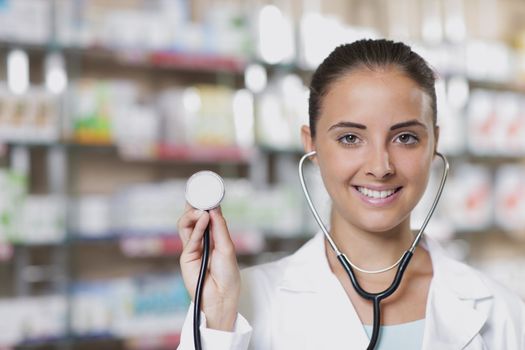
left=186, top=170, right=225, bottom=211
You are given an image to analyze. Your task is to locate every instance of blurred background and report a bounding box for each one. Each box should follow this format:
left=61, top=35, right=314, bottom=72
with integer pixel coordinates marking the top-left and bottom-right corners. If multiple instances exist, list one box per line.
left=0, top=0, right=524, bottom=349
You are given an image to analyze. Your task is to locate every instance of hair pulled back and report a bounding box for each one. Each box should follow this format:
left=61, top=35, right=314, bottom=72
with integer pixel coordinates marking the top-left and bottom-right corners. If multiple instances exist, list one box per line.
left=308, top=39, right=437, bottom=138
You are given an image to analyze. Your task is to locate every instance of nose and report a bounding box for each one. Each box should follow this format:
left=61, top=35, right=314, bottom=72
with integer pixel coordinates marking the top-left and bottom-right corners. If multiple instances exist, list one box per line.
left=365, top=146, right=394, bottom=179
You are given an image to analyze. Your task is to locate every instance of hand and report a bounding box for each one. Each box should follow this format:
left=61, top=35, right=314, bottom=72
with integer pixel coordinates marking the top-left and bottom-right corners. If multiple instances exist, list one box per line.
left=178, top=203, right=240, bottom=331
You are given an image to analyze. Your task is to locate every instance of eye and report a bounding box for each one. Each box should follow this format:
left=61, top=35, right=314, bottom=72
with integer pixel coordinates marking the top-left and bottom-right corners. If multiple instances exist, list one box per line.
left=338, top=134, right=362, bottom=146
left=395, top=133, right=419, bottom=145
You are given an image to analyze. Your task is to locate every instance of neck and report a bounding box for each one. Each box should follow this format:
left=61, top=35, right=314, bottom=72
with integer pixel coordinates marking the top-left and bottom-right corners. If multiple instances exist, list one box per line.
left=328, top=210, right=415, bottom=273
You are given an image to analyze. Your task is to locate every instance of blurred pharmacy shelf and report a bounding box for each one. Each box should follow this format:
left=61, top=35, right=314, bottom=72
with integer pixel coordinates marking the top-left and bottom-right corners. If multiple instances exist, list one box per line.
left=0, top=41, right=247, bottom=74
left=2, top=142, right=256, bottom=163
left=2, top=0, right=525, bottom=349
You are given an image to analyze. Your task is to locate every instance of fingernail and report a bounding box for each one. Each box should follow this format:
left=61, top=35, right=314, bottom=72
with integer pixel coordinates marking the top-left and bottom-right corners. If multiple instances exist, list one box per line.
left=196, top=209, right=204, bottom=217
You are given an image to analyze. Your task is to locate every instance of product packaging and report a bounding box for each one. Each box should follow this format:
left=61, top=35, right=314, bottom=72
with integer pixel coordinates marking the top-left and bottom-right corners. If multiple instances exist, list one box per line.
left=255, top=75, right=308, bottom=151
left=157, top=88, right=193, bottom=145
left=71, top=195, right=112, bottom=239
left=494, top=165, right=525, bottom=236
left=0, top=86, right=60, bottom=143
left=442, top=164, right=493, bottom=231
left=18, top=195, right=66, bottom=244
left=465, top=40, right=515, bottom=82
left=112, top=181, right=184, bottom=236
left=190, top=85, right=237, bottom=146
left=0, top=0, right=51, bottom=44
left=0, top=296, right=66, bottom=347
left=72, top=79, right=138, bottom=145
left=0, top=169, right=27, bottom=243
left=467, top=90, right=497, bottom=156
left=72, top=274, right=190, bottom=338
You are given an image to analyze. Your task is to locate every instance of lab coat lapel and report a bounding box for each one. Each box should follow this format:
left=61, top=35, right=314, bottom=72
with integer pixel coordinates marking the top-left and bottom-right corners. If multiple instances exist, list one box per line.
left=423, top=237, right=492, bottom=349
left=423, top=284, right=489, bottom=349
left=274, top=233, right=370, bottom=349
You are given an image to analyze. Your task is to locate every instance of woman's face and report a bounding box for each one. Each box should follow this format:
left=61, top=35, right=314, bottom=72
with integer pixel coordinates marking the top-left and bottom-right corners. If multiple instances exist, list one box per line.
left=302, top=67, right=438, bottom=233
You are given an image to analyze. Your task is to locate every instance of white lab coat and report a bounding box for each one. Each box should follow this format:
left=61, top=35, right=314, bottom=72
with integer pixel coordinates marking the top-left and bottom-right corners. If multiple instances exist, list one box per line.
left=178, top=233, right=525, bottom=349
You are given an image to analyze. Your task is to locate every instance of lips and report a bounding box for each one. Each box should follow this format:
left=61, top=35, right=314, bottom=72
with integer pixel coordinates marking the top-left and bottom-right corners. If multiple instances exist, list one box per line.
left=355, top=186, right=402, bottom=199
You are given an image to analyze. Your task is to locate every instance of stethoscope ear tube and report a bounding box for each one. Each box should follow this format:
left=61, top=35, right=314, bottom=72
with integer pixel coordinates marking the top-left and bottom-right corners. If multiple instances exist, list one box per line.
left=299, top=150, right=449, bottom=350
left=410, top=152, right=449, bottom=252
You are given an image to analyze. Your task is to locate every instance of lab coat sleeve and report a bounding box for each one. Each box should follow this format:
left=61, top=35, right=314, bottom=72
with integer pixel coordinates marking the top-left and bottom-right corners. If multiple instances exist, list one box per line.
left=177, top=303, right=253, bottom=350
left=521, top=301, right=525, bottom=348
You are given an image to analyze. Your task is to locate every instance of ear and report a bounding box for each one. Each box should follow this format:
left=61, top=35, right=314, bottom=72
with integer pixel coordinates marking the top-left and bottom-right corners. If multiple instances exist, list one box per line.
left=301, top=125, right=315, bottom=153
left=433, top=125, right=440, bottom=155
left=301, top=125, right=318, bottom=164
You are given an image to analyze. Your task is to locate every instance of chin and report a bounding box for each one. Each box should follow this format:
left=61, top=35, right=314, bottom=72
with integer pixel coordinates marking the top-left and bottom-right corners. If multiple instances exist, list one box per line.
left=359, top=222, right=404, bottom=234
left=346, top=211, right=410, bottom=234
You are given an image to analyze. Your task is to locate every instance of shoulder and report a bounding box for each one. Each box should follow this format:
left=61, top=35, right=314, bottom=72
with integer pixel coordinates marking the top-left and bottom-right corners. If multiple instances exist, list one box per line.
left=240, top=233, right=323, bottom=297
left=476, top=267, right=525, bottom=324
left=429, top=240, right=524, bottom=335
left=470, top=266, right=525, bottom=346
left=240, top=254, right=291, bottom=302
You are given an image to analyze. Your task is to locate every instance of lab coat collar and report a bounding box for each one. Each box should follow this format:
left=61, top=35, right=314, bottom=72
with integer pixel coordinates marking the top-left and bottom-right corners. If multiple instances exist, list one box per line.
left=277, top=232, right=494, bottom=349
left=423, top=236, right=492, bottom=349
left=423, top=236, right=492, bottom=300
left=277, top=232, right=331, bottom=293
left=275, top=232, right=371, bottom=349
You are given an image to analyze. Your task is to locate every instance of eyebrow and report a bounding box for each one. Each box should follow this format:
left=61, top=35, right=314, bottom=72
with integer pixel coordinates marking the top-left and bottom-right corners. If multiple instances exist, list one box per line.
left=390, top=120, right=427, bottom=131
left=327, top=121, right=366, bottom=131
left=327, top=119, right=427, bottom=132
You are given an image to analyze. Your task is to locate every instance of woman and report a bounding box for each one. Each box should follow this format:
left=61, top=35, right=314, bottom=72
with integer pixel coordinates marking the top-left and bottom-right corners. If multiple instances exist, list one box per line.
left=176, top=39, right=525, bottom=349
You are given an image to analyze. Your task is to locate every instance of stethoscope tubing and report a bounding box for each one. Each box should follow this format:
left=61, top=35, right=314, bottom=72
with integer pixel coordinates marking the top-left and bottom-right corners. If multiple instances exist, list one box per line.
left=298, top=150, right=449, bottom=350
left=194, top=224, right=210, bottom=350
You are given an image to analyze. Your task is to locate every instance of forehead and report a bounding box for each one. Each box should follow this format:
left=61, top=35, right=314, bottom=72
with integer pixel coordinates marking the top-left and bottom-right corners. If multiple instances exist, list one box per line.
left=319, top=67, right=432, bottom=128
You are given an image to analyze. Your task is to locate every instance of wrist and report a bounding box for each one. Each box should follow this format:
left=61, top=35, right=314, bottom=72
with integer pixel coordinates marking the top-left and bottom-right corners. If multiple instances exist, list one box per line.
left=203, top=301, right=238, bottom=331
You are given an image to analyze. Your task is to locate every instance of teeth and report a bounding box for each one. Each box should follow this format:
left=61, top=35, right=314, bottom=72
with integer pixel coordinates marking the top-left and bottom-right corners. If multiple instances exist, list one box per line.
left=357, top=187, right=396, bottom=199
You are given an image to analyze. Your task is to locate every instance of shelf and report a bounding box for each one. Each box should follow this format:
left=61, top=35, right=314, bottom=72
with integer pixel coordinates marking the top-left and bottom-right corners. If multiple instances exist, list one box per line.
left=0, top=242, right=13, bottom=262
left=124, top=332, right=181, bottom=350
left=0, top=41, right=247, bottom=74
left=69, top=231, right=265, bottom=257
left=155, top=144, right=255, bottom=163
left=148, top=51, right=246, bottom=73
left=119, top=231, right=264, bottom=257
left=468, top=79, right=525, bottom=93
left=446, top=153, right=525, bottom=165
left=3, top=141, right=257, bottom=164
left=78, top=46, right=247, bottom=74
left=13, top=332, right=181, bottom=349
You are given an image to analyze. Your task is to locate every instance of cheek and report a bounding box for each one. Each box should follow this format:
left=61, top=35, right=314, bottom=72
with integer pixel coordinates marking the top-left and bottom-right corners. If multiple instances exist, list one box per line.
left=318, top=150, right=361, bottom=183
left=398, top=154, right=432, bottom=195
left=317, top=154, right=356, bottom=200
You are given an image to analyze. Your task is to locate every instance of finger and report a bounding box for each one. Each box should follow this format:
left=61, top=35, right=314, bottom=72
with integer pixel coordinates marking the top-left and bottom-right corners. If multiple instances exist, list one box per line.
left=209, top=208, right=235, bottom=254
left=178, top=209, right=205, bottom=245
left=184, top=201, right=194, bottom=213
left=183, top=211, right=210, bottom=253
left=179, top=207, right=204, bottom=228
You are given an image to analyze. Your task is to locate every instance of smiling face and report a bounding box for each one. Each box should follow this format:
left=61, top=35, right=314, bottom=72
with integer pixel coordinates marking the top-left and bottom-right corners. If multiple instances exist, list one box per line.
left=302, top=66, right=438, bottom=233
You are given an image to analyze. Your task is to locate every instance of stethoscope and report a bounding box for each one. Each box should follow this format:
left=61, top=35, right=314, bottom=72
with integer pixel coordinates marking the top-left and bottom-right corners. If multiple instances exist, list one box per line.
left=185, top=170, right=226, bottom=350
left=298, top=150, right=449, bottom=350
left=186, top=151, right=449, bottom=350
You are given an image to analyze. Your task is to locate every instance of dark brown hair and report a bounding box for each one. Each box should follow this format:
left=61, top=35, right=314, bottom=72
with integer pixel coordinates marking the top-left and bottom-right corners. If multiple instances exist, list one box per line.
left=308, top=39, right=437, bottom=138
